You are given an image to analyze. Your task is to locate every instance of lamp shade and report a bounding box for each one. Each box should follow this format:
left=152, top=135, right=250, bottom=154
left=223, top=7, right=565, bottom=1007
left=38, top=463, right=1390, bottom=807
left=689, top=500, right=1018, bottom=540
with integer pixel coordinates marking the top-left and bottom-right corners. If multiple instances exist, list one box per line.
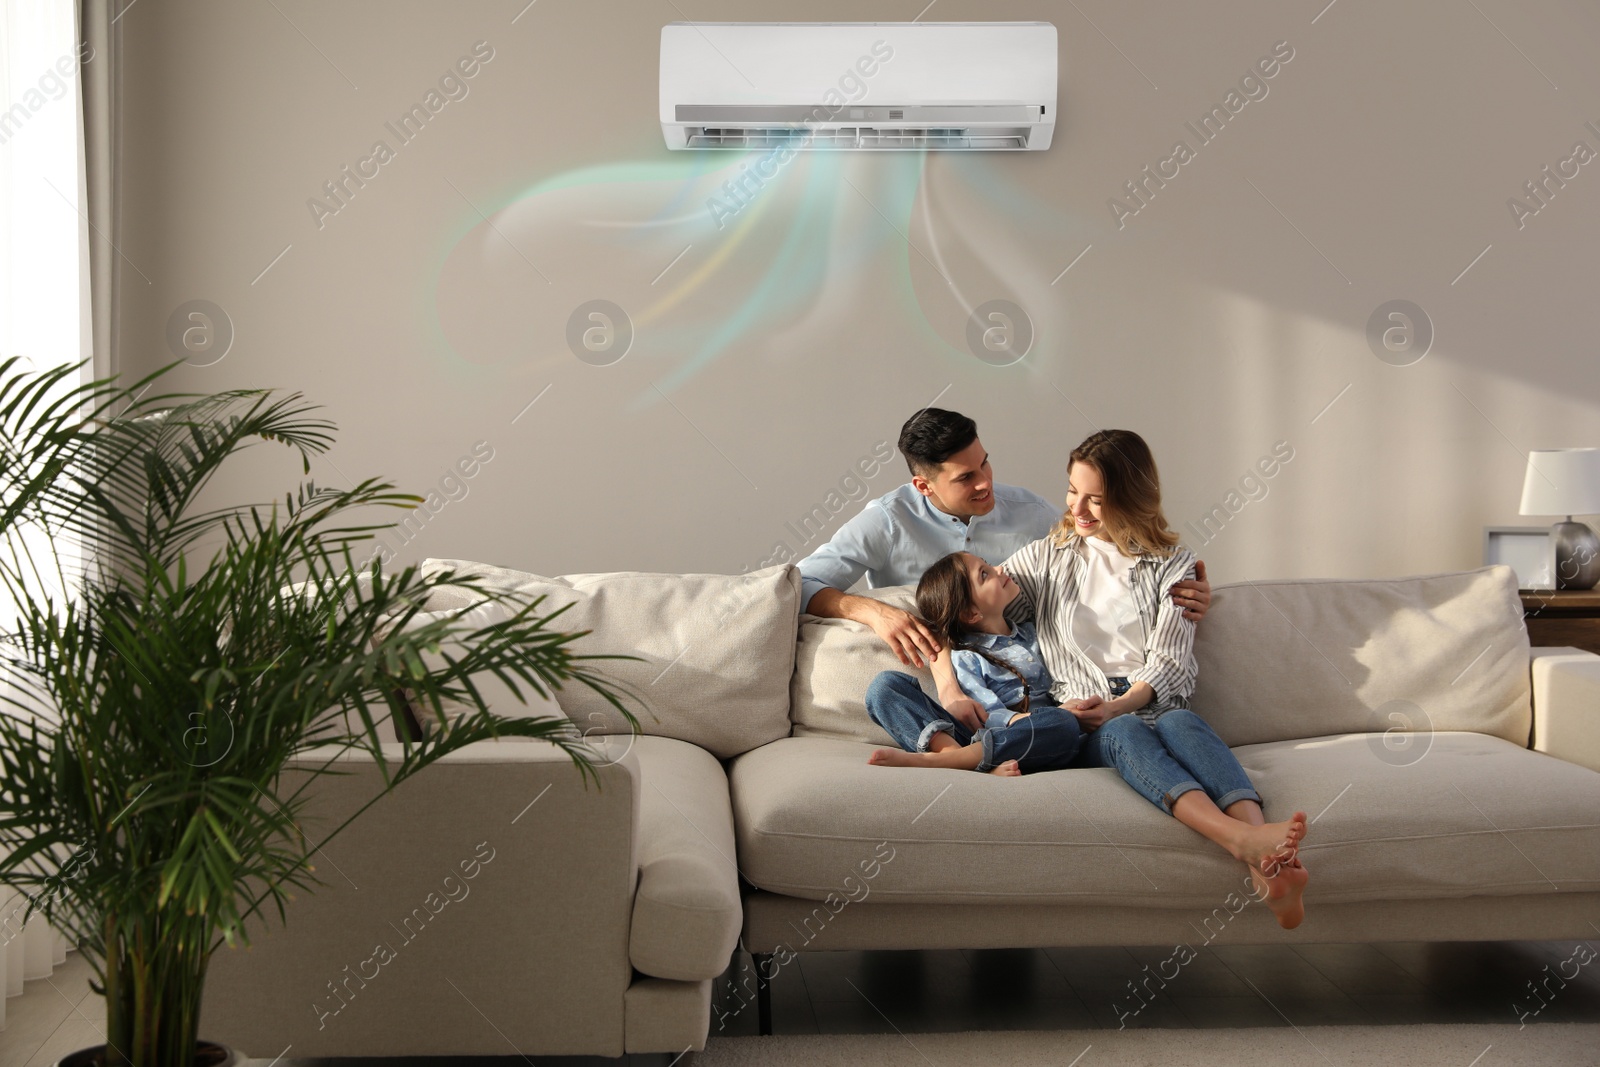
left=1519, top=448, right=1600, bottom=516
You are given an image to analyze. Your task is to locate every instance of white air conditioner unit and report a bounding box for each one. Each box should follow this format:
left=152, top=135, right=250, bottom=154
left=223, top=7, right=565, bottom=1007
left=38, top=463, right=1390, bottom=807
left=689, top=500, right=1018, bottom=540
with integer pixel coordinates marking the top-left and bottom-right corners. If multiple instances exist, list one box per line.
left=660, top=22, right=1057, bottom=151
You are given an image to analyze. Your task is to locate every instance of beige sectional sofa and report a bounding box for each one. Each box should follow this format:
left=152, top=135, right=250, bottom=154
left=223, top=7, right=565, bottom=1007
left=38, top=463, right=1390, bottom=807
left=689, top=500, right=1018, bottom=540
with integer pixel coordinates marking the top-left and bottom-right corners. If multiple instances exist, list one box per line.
left=201, top=560, right=1600, bottom=1058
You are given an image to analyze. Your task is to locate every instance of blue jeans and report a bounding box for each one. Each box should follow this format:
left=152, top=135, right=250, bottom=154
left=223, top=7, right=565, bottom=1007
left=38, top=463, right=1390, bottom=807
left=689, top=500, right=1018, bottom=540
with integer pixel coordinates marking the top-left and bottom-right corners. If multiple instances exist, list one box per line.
left=1075, top=677, right=1261, bottom=813
left=865, top=671, right=1084, bottom=774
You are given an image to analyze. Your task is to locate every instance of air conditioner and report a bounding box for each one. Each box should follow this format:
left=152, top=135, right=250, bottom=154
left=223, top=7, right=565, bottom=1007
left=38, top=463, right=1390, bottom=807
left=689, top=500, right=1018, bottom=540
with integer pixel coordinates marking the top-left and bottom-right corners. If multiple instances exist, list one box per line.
left=660, top=22, right=1057, bottom=151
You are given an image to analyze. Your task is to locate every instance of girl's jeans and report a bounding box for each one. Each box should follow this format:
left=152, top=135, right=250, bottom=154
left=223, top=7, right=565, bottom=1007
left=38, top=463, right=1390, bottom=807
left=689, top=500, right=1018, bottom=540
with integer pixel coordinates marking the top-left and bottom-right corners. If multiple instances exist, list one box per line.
left=1074, top=676, right=1262, bottom=813
left=865, top=671, right=1084, bottom=773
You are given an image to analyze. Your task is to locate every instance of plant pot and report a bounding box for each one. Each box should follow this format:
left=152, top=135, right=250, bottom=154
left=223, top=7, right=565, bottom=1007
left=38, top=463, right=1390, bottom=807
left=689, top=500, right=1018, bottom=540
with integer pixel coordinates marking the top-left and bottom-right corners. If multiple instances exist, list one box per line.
left=54, top=1042, right=237, bottom=1067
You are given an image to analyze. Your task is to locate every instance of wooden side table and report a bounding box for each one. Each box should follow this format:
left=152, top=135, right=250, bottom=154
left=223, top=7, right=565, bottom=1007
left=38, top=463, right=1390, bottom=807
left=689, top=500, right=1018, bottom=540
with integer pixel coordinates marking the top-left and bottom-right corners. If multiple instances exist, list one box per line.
left=1520, top=590, right=1600, bottom=655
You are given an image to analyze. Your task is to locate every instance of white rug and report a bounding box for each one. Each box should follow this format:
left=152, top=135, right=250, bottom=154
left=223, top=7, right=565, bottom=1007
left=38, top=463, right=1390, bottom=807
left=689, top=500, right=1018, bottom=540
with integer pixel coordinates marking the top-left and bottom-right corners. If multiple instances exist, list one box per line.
left=692, top=1024, right=1599, bottom=1066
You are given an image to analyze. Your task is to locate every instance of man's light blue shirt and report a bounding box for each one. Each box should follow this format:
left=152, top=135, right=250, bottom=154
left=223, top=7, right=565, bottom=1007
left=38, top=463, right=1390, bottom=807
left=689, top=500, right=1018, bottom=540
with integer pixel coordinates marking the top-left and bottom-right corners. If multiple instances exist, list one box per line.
left=797, top=482, right=1060, bottom=613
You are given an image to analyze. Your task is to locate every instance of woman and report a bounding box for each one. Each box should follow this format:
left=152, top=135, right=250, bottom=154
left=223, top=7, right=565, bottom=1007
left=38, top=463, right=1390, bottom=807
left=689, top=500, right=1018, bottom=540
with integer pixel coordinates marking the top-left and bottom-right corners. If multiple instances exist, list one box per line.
left=1010, top=429, right=1307, bottom=927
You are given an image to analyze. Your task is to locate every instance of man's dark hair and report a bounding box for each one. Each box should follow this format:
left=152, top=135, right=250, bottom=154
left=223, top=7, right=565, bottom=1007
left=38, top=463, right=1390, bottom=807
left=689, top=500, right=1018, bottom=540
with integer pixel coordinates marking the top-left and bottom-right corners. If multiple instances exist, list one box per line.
left=898, top=408, right=978, bottom=477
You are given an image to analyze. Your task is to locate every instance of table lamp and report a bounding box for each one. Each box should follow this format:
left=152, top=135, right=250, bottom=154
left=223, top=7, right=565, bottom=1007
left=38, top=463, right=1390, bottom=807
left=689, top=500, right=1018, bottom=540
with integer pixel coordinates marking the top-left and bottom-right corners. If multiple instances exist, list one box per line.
left=1519, top=448, right=1600, bottom=590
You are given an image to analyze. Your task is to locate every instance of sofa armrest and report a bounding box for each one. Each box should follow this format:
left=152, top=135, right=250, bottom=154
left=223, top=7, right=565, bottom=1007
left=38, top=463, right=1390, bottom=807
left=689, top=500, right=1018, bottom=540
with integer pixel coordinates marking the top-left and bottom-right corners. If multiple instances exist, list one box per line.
left=1530, top=647, right=1600, bottom=773
left=624, top=737, right=741, bottom=983
left=201, top=739, right=641, bottom=1059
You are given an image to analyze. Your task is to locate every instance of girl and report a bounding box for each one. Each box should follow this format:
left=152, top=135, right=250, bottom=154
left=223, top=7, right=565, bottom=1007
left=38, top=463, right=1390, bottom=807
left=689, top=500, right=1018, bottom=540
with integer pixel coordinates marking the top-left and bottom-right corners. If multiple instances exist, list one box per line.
left=866, top=551, right=1087, bottom=777
left=993, top=429, right=1308, bottom=928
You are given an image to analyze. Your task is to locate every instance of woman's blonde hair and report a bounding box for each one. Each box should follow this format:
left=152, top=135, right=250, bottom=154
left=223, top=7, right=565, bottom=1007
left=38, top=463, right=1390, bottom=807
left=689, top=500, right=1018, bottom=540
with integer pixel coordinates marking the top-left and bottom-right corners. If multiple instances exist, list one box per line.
left=1048, top=429, right=1179, bottom=557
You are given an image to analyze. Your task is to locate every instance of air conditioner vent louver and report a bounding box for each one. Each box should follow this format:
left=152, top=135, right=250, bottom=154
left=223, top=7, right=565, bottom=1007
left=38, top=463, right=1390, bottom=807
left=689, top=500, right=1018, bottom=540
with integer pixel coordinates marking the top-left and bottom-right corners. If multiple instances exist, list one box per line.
left=684, top=126, right=1031, bottom=150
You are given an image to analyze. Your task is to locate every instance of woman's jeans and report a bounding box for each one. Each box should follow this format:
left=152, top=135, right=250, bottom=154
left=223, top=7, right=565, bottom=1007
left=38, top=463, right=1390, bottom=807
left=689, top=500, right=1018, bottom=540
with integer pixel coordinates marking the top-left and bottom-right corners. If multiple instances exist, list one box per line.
left=1075, top=677, right=1262, bottom=814
left=865, top=671, right=1084, bottom=773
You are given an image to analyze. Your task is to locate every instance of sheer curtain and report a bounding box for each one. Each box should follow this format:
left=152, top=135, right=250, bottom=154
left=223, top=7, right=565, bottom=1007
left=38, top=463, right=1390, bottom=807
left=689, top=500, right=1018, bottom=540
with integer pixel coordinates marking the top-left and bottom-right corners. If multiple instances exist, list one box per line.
left=0, top=0, right=93, bottom=1020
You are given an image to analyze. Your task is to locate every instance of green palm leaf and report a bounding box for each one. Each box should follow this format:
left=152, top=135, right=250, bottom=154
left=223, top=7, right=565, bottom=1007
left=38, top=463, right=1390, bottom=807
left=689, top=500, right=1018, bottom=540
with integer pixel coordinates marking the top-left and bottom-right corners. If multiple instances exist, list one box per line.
left=0, top=361, right=639, bottom=1067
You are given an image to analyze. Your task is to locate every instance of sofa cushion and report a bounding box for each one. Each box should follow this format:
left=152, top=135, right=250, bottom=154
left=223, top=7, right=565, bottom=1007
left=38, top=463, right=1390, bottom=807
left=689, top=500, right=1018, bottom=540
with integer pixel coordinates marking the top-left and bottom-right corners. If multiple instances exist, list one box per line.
left=1234, top=731, right=1600, bottom=903
left=621, top=736, right=742, bottom=982
left=728, top=733, right=1600, bottom=909
left=388, top=600, right=568, bottom=741
left=792, top=584, right=919, bottom=746
left=1190, top=565, right=1531, bottom=748
left=421, top=560, right=800, bottom=759
left=792, top=568, right=1531, bottom=754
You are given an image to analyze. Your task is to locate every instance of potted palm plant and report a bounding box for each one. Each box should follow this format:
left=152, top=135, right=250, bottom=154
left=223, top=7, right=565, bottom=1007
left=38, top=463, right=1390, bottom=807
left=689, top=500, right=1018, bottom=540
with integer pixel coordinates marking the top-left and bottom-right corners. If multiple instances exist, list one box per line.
left=0, top=359, right=634, bottom=1067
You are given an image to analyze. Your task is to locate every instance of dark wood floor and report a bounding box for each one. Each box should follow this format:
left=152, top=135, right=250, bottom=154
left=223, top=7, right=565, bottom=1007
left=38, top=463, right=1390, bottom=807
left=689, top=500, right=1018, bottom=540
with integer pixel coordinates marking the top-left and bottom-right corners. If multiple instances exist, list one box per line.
left=710, top=940, right=1600, bottom=1037
left=7, top=941, right=1598, bottom=1066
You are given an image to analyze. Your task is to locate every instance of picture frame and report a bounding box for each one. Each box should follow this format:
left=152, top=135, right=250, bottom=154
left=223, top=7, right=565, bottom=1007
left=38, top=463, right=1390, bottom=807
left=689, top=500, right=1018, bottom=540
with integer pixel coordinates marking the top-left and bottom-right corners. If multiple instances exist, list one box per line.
left=1484, top=526, right=1555, bottom=590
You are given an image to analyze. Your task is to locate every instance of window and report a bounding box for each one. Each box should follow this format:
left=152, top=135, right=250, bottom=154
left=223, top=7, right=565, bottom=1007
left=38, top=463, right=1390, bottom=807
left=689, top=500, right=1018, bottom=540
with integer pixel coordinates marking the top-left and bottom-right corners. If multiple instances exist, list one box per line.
left=0, top=0, right=88, bottom=615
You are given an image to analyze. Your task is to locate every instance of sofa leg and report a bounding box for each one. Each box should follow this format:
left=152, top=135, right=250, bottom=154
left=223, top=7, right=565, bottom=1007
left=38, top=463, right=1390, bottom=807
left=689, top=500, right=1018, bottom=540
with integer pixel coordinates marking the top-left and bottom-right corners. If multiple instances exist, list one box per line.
left=751, top=951, right=774, bottom=1036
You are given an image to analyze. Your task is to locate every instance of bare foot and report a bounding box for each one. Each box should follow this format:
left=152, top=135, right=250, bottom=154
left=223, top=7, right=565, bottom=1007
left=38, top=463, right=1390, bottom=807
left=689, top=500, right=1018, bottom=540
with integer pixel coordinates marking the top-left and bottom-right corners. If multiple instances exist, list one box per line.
left=1230, top=811, right=1308, bottom=873
left=989, top=760, right=1021, bottom=776
left=1248, top=854, right=1309, bottom=930
left=868, top=748, right=920, bottom=767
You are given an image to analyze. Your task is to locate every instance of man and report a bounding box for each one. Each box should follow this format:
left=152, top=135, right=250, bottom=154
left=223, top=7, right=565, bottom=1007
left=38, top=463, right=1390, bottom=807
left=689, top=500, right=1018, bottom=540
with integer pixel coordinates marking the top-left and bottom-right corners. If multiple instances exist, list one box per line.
left=798, top=408, right=1211, bottom=729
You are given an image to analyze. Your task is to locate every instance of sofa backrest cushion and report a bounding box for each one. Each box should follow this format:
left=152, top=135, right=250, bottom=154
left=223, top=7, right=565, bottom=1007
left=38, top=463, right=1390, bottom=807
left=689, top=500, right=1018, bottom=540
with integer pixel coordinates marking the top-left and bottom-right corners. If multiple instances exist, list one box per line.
left=792, top=584, right=922, bottom=746
left=791, top=567, right=1532, bottom=751
left=420, top=560, right=801, bottom=759
left=386, top=600, right=569, bottom=742
left=1190, top=565, right=1531, bottom=747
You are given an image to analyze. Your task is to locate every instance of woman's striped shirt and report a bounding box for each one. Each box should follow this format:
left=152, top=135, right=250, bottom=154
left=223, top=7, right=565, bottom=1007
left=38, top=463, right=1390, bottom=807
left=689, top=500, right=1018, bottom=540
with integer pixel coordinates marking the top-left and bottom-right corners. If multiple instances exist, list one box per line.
left=1000, top=534, right=1200, bottom=722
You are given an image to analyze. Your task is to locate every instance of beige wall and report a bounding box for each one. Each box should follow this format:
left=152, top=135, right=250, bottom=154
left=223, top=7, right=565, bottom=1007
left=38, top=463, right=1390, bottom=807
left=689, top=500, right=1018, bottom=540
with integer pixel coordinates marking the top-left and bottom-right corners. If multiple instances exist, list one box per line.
left=114, top=0, right=1600, bottom=583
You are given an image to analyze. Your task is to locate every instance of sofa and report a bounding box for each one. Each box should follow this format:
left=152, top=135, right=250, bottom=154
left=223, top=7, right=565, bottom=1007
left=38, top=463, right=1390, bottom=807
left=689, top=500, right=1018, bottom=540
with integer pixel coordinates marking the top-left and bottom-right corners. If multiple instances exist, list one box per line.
left=200, top=560, right=1600, bottom=1059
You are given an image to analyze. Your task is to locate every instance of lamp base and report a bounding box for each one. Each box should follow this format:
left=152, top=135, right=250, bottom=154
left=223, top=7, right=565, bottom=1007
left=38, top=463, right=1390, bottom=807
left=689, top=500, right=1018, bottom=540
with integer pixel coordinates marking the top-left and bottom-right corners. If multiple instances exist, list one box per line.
left=1553, top=519, right=1600, bottom=591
